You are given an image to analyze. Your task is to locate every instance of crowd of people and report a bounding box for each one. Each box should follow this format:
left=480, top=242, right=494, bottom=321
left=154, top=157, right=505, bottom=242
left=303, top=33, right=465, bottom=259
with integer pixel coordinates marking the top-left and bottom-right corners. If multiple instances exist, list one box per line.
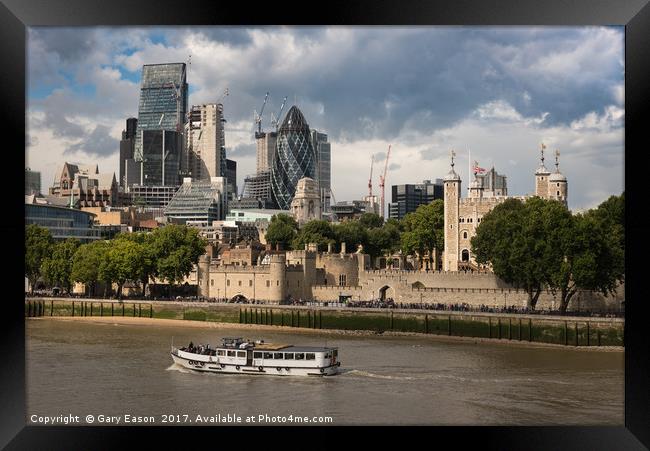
left=181, top=341, right=216, bottom=356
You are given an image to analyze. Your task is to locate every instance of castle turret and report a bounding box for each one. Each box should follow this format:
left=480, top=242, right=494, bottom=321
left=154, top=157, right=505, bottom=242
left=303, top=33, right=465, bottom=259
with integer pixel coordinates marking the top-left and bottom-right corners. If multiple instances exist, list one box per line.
left=535, top=143, right=551, bottom=198
left=197, top=254, right=210, bottom=298
left=269, top=253, right=287, bottom=303
left=548, top=149, right=568, bottom=206
left=443, top=150, right=461, bottom=272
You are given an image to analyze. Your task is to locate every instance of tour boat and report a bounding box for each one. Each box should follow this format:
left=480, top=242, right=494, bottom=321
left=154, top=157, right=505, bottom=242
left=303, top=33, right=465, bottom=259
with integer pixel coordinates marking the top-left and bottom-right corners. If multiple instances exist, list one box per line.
left=171, top=337, right=341, bottom=376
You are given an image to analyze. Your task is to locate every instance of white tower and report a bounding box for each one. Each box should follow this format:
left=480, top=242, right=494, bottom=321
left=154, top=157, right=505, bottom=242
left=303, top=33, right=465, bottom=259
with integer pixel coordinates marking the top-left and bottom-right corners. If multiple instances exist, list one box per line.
left=443, top=150, right=461, bottom=272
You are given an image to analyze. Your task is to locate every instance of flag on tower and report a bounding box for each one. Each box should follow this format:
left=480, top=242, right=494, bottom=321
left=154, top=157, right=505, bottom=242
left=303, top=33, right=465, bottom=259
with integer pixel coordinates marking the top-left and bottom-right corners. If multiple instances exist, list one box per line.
left=473, top=162, right=486, bottom=173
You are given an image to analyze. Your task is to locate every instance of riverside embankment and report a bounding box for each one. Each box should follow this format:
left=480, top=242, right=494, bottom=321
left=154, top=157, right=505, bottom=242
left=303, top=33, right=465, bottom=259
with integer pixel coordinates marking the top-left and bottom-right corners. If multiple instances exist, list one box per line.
left=25, top=298, right=624, bottom=348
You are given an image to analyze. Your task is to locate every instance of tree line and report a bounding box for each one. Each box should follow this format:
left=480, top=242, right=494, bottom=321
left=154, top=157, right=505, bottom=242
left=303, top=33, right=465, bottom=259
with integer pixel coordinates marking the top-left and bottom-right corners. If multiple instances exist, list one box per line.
left=25, top=224, right=207, bottom=299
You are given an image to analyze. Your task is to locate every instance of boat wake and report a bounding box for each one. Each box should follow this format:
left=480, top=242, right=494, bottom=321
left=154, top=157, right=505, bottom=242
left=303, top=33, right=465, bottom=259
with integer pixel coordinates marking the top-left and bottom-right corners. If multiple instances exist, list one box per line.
left=342, top=369, right=417, bottom=380
left=166, top=363, right=193, bottom=373
left=341, top=369, right=572, bottom=385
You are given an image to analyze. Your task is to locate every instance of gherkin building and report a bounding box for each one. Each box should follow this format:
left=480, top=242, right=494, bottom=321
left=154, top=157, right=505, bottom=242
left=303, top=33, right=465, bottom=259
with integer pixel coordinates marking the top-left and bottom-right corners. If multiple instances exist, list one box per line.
left=270, top=106, right=317, bottom=210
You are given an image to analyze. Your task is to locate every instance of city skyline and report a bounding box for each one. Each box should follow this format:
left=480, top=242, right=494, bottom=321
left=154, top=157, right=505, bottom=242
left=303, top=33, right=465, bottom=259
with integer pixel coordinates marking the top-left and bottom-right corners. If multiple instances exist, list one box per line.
left=27, top=26, right=624, bottom=211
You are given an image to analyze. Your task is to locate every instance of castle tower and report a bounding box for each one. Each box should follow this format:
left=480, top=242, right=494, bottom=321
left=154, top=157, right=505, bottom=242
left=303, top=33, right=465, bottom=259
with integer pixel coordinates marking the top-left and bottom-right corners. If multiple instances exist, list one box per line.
left=548, top=149, right=568, bottom=206
left=443, top=150, right=461, bottom=272
left=197, top=254, right=211, bottom=298
left=269, top=253, right=287, bottom=303
left=535, top=143, right=551, bottom=198
left=302, top=248, right=317, bottom=299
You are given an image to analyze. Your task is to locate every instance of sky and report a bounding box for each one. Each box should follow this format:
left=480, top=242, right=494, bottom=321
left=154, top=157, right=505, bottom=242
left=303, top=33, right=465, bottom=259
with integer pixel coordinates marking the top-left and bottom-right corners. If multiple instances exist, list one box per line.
left=26, top=26, right=625, bottom=212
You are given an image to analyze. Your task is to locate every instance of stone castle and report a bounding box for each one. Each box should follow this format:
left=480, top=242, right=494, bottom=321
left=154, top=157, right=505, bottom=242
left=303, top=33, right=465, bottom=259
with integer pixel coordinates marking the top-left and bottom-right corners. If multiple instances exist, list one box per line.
left=444, top=147, right=567, bottom=271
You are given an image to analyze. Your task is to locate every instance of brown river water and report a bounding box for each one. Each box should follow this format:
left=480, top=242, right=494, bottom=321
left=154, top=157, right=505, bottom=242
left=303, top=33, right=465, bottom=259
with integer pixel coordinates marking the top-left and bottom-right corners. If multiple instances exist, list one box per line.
left=26, top=318, right=623, bottom=426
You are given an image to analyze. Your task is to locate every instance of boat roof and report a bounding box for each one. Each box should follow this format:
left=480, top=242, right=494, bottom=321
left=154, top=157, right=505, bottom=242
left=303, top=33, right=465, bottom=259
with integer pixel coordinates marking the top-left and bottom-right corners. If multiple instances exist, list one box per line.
left=276, top=346, right=335, bottom=353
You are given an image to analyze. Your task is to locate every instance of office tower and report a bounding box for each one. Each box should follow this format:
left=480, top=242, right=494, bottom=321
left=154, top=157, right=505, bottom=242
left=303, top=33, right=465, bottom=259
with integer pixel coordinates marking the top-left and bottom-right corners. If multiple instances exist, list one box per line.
left=226, top=158, right=237, bottom=199
left=25, top=168, right=41, bottom=195
left=133, top=63, right=188, bottom=183
left=164, top=177, right=228, bottom=224
left=270, top=106, right=316, bottom=210
left=476, top=167, right=508, bottom=196
left=140, top=130, right=183, bottom=186
left=388, top=179, right=443, bottom=220
left=185, top=103, right=227, bottom=181
left=256, top=131, right=277, bottom=173
left=311, top=130, right=331, bottom=212
left=119, top=117, right=137, bottom=188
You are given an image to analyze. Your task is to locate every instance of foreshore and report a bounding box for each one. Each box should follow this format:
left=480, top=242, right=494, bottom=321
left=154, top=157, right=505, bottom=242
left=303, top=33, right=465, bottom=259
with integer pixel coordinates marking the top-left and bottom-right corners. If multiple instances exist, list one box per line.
left=31, top=316, right=624, bottom=352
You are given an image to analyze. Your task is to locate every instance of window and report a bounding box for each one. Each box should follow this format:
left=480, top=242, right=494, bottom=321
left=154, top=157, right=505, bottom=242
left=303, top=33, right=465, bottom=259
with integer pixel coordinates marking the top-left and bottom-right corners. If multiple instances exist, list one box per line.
left=210, top=279, right=214, bottom=286
left=264, top=352, right=273, bottom=359
left=463, top=231, right=468, bottom=239
left=227, top=350, right=236, bottom=357
left=557, top=191, right=560, bottom=196
left=253, top=352, right=262, bottom=359
left=237, top=351, right=246, bottom=358
left=218, top=350, right=225, bottom=356
left=276, top=281, right=279, bottom=286
left=339, top=274, right=347, bottom=287
left=295, top=353, right=305, bottom=360
left=557, top=183, right=560, bottom=187
left=324, top=353, right=331, bottom=359
left=238, top=280, right=242, bottom=286
left=306, top=353, right=315, bottom=360
left=249, top=280, right=253, bottom=287
left=266, top=280, right=270, bottom=287
left=227, top=280, right=230, bottom=286
left=284, top=353, right=294, bottom=360
left=333, top=350, right=338, bottom=357
left=273, top=353, right=284, bottom=359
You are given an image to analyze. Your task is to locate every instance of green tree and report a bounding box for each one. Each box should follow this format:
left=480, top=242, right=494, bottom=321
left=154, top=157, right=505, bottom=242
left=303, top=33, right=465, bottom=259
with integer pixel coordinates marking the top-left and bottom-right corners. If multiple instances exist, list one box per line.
left=150, top=225, right=208, bottom=286
left=333, top=220, right=368, bottom=253
left=400, top=200, right=444, bottom=269
left=472, top=197, right=549, bottom=309
left=367, top=221, right=401, bottom=260
left=41, top=239, right=80, bottom=293
left=25, top=224, right=54, bottom=294
left=71, top=240, right=111, bottom=297
left=589, top=192, right=624, bottom=254
left=292, top=219, right=335, bottom=251
left=100, top=239, right=146, bottom=300
left=358, top=212, right=384, bottom=229
left=115, top=232, right=156, bottom=297
left=265, top=214, right=298, bottom=249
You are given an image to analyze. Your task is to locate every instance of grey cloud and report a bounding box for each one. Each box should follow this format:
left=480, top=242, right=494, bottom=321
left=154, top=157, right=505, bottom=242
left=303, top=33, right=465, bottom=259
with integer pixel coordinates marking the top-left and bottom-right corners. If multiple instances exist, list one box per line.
left=29, top=28, right=98, bottom=63
left=66, top=125, right=119, bottom=158
left=388, top=163, right=401, bottom=171
left=229, top=142, right=256, bottom=157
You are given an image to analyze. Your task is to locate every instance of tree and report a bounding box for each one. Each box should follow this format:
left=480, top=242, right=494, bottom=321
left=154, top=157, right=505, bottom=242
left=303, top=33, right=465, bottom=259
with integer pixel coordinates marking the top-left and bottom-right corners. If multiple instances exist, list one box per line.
left=71, top=240, right=111, bottom=297
left=41, top=239, right=80, bottom=294
left=292, top=219, right=335, bottom=251
left=150, top=225, right=208, bottom=286
left=367, top=221, right=401, bottom=260
left=471, top=197, right=549, bottom=309
left=333, top=220, right=368, bottom=253
left=265, top=214, right=298, bottom=249
left=400, top=200, right=444, bottom=269
left=115, top=232, right=156, bottom=297
left=359, top=212, right=384, bottom=229
left=100, top=239, right=146, bottom=300
left=589, top=192, right=624, bottom=254
left=25, top=224, right=54, bottom=294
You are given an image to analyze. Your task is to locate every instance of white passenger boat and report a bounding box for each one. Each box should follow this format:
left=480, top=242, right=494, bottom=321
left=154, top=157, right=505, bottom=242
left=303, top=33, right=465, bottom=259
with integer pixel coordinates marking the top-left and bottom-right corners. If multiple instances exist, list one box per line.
left=171, top=337, right=341, bottom=376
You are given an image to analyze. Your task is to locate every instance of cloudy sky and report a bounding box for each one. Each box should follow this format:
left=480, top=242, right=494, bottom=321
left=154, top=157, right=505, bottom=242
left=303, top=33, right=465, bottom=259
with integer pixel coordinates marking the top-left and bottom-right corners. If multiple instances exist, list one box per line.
left=26, top=26, right=624, bottom=211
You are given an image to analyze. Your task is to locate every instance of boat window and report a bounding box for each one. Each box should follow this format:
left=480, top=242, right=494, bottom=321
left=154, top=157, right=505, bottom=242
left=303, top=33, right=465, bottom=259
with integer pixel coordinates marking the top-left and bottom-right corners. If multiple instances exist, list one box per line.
left=227, top=350, right=236, bottom=357
left=273, top=353, right=283, bottom=359
left=306, top=353, right=315, bottom=360
left=333, top=350, right=338, bottom=357
left=217, top=350, right=225, bottom=356
left=295, top=353, right=305, bottom=360
left=324, top=353, right=331, bottom=359
left=253, top=352, right=262, bottom=359
left=237, top=351, right=246, bottom=358
left=264, top=352, right=273, bottom=359
left=284, top=353, right=294, bottom=360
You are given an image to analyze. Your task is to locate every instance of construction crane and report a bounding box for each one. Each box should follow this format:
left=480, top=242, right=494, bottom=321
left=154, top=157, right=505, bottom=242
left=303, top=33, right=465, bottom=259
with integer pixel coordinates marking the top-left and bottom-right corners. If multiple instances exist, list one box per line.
left=165, top=63, right=186, bottom=133
left=254, top=92, right=270, bottom=139
left=378, top=144, right=392, bottom=219
left=218, top=88, right=229, bottom=104
left=368, top=154, right=374, bottom=197
left=271, top=96, right=288, bottom=132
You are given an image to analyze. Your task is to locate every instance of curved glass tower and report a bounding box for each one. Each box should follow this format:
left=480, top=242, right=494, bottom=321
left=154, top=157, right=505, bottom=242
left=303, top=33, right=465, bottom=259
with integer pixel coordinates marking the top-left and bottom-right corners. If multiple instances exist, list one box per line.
left=271, top=106, right=317, bottom=210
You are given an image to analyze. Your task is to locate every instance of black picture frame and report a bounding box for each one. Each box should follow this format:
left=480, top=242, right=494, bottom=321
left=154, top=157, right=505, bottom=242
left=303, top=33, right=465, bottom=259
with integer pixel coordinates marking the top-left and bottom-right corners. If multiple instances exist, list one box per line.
left=4, top=0, right=649, bottom=449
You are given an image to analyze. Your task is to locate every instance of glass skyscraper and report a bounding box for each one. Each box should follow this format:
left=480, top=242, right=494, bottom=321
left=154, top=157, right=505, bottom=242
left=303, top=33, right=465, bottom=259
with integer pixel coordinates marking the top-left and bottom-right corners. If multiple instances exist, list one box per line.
left=141, top=130, right=182, bottom=186
left=134, top=63, right=188, bottom=170
left=270, top=106, right=316, bottom=210
left=311, top=130, right=331, bottom=212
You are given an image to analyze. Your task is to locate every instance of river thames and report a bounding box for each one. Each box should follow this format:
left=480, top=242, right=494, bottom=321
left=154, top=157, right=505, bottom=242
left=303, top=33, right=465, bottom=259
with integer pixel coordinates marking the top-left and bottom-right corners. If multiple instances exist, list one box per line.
left=26, top=318, right=623, bottom=426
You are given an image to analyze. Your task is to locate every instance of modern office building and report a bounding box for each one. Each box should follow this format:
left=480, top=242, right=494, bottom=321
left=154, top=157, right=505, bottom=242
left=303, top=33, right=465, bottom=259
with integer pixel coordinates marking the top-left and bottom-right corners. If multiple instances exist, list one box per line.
left=331, top=200, right=377, bottom=222
left=226, top=159, right=237, bottom=199
left=140, top=129, right=183, bottom=187
left=133, top=63, right=188, bottom=170
left=311, top=130, right=331, bottom=212
left=119, top=117, right=137, bottom=188
left=242, top=171, right=273, bottom=206
left=129, top=185, right=179, bottom=209
left=25, top=168, right=41, bottom=195
left=388, top=179, right=444, bottom=220
left=164, top=177, right=228, bottom=225
left=25, top=196, right=101, bottom=242
left=184, top=103, right=227, bottom=182
left=475, top=167, right=508, bottom=197
left=270, top=106, right=317, bottom=210
left=256, top=131, right=277, bottom=173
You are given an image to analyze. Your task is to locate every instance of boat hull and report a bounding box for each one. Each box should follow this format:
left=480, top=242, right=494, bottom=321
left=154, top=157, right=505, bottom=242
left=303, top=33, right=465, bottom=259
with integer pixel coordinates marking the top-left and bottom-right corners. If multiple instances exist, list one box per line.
left=171, top=352, right=340, bottom=376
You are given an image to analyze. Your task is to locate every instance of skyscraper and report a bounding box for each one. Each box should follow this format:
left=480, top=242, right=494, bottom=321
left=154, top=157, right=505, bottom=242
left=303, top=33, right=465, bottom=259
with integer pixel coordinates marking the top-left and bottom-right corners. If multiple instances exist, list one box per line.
left=185, top=103, right=227, bottom=182
left=141, top=130, right=183, bottom=186
left=119, top=117, right=137, bottom=188
left=270, top=106, right=317, bottom=210
left=256, top=131, right=277, bottom=173
left=134, top=63, right=188, bottom=184
left=388, top=179, right=443, bottom=220
left=311, top=130, right=331, bottom=212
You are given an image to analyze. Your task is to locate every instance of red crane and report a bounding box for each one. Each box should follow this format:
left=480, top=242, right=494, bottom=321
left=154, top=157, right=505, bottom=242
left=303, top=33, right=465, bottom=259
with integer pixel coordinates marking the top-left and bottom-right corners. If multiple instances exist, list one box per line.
left=378, top=144, right=392, bottom=219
